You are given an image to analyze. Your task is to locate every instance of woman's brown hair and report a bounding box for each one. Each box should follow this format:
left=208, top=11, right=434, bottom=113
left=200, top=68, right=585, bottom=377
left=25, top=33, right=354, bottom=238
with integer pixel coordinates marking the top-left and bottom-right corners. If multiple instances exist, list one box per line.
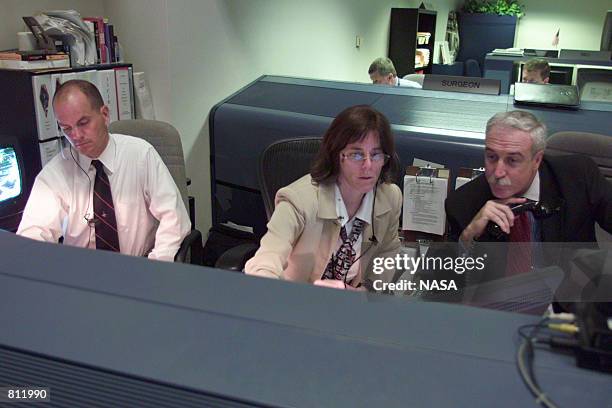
left=310, top=105, right=398, bottom=184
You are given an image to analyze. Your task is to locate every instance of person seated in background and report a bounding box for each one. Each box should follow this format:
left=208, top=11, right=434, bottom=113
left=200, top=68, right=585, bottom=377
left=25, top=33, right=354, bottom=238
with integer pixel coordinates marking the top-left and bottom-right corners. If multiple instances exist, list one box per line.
left=445, top=111, right=611, bottom=292
left=521, top=58, right=550, bottom=84
left=17, top=80, right=191, bottom=261
left=245, top=105, right=402, bottom=290
left=368, top=57, right=422, bottom=88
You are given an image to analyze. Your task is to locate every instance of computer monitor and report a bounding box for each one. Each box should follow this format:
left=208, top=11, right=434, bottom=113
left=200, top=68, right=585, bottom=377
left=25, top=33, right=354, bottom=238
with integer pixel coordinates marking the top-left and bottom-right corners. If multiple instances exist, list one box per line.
left=0, top=135, right=28, bottom=232
left=0, top=146, right=22, bottom=202
left=576, top=67, right=612, bottom=102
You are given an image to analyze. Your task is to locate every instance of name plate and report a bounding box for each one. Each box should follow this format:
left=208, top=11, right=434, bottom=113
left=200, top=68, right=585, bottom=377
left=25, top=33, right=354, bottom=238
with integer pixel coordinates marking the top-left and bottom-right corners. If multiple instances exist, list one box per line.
left=423, top=75, right=501, bottom=95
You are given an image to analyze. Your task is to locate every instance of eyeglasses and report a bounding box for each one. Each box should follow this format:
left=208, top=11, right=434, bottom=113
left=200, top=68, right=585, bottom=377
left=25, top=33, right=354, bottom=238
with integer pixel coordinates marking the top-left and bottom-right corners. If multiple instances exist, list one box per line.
left=342, top=152, right=390, bottom=163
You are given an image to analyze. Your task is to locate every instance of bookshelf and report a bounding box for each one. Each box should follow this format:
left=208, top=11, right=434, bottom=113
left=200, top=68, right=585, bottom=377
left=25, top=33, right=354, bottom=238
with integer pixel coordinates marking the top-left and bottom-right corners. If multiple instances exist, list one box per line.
left=389, top=8, right=437, bottom=76
left=0, top=64, right=134, bottom=230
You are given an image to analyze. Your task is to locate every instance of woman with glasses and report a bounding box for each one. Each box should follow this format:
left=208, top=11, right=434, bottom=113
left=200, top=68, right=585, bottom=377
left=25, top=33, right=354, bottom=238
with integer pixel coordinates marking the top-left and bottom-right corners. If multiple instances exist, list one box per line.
left=245, top=105, right=402, bottom=290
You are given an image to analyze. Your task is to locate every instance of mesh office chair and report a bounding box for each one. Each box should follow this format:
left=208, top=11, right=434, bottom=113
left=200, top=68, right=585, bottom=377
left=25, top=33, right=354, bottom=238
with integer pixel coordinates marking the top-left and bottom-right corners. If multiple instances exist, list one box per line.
left=108, top=119, right=203, bottom=263
left=259, top=137, right=323, bottom=219
left=546, top=131, right=612, bottom=248
left=464, top=59, right=482, bottom=78
left=215, top=137, right=322, bottom=270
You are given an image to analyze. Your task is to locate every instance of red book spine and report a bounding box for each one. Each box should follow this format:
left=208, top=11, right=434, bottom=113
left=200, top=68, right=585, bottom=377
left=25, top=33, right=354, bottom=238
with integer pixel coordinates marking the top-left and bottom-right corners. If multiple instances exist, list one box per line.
left=83, top=17, right=107, bottom=63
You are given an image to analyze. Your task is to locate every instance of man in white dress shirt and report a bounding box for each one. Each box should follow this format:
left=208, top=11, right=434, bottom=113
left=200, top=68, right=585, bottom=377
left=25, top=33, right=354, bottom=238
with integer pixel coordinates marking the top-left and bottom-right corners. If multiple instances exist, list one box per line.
left=17, top=80, right=190, bottom=261
left=368, top=57, right=422, bottom=89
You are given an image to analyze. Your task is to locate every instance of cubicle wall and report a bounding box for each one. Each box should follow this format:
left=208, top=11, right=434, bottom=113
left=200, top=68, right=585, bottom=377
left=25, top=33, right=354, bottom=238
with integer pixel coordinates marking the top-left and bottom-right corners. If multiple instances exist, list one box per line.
left=484, top=54, right=612, bottom=94
left=210, top=75, right=612, bottom=238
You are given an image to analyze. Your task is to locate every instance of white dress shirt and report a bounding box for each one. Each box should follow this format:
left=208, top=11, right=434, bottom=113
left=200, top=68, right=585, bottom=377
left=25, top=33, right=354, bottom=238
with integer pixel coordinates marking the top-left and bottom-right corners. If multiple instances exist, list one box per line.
left=17, top=133, right=190, bottom=261
left=523, top=171, right=540, bottom=202
left=397, top=77, right=422, bottom=89
left=333, top=184, right=374, bottom=282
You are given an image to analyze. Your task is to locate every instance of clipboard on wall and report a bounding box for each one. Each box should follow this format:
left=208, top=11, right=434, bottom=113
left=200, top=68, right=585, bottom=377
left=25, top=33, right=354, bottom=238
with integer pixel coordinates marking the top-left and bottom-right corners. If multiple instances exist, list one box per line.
left=402, top=165, right=451, bottom=243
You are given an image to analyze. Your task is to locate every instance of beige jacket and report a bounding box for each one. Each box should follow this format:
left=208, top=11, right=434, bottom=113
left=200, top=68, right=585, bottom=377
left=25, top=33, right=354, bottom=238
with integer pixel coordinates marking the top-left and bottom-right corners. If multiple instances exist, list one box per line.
left=245, top=174, right=402, bottom=286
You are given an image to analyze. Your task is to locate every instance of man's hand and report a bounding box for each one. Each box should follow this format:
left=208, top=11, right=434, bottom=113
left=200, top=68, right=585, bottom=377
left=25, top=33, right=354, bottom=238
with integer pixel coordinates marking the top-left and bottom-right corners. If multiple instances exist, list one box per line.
left=460, top=197, right=527, bottom=245
left=313, top=279, right=366, bottom=291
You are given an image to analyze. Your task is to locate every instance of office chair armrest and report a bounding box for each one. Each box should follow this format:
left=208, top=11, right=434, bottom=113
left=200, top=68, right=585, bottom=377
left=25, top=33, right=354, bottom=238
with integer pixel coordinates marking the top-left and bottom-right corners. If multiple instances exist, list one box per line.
left=215, top=243, right=259, bottom=272
left=188, top=196, right=196, bottom=230
left=175, top=229, right=203, bottom=264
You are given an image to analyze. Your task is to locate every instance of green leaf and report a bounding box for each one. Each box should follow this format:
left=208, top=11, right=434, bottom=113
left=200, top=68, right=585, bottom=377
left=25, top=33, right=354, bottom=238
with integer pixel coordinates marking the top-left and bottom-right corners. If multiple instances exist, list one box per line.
left=461, top=0, right=524, bottom=17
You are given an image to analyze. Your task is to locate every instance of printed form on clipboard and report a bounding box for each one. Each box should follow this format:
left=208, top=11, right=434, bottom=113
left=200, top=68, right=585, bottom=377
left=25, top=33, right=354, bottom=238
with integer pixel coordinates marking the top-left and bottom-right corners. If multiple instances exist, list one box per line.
left=402, top=166, right=450, bottom=237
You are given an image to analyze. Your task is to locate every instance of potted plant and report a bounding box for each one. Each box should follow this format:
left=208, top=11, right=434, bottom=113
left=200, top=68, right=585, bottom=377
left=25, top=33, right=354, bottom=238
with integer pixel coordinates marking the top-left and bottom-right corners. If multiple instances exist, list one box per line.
left=462, top=0, right=524, bottom=17
left=457, top=0, right=524, bottom=73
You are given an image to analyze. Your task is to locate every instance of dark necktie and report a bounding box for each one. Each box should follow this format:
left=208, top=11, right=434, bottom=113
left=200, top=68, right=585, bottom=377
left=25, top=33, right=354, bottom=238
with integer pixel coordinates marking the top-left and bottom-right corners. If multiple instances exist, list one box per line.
left=506, top=212, right=532, bottom=276
left=323, top=218, right=366, bottom=281
left=92, top=160, right=120, bottom=252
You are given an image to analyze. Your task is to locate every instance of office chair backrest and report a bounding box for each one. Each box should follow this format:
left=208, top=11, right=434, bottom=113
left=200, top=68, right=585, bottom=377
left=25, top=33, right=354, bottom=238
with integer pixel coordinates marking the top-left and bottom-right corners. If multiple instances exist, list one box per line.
left=259, top=137, right=322, bottom=219
left=464, top=59, right=482, bottom=78
left=109, top=119, right=189, bottom=209
left=546, top=131, right=612, bottom=248
left=546, top=131, right=612, bottom=181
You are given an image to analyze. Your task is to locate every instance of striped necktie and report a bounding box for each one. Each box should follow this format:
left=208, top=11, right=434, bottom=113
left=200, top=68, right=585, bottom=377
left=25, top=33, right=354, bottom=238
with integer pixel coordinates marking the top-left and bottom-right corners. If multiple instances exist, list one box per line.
left=92, top=160, right=120, bottom=252
left=323, top=218, right=366, bottom=281
left=506, top=212, right=532, bottom=276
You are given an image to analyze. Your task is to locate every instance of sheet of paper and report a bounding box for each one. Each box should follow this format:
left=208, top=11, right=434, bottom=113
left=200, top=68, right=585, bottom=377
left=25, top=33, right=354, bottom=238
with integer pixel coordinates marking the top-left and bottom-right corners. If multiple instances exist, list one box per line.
left=32, top=75, right=59, bottom=142
left=412, top=158, right=444, bottom=168
left=39, top=139, right=61, bottom=167
left=455, top=176, right=472, bottom=190
left=402, top=175, right=448, bottom=236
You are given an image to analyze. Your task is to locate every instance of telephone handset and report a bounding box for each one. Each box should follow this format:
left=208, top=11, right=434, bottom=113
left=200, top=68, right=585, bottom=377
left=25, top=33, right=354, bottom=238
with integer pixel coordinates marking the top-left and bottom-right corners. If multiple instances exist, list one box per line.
left=485, top=199, right=563, bottom=241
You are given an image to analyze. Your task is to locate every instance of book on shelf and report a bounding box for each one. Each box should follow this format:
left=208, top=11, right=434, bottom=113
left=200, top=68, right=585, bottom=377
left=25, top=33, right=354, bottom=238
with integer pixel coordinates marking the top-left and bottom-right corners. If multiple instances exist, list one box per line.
left=417, top=32, right=431, bottom=45
left=103, top=19, right=112, bottom=63
left=415, top=48, right=430, bottom=69
left=83, top=17, right=107, bottom=63
left=0, top=58, right=70, bottom=70
left=107, top=24, right=116, bottom=62
left=0, top=50, right=68, bottom=61
left=83, top=17, right=121, bottom=64
left=114, top=66, right=133, bottom=120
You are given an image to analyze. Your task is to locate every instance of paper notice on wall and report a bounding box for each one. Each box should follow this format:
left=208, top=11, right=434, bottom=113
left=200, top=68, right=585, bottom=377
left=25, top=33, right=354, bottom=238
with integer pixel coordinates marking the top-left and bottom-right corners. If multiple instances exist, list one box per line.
left=402, top=175, right=448, bottom=235
left=32, top=75, right=59, bottom=142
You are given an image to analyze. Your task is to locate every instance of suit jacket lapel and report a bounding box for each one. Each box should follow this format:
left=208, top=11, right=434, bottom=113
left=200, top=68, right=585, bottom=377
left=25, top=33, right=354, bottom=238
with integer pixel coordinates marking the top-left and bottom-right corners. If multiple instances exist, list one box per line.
left=539, top=160, right=565, bottom=242
left=315, top=182, right=341, bottom=281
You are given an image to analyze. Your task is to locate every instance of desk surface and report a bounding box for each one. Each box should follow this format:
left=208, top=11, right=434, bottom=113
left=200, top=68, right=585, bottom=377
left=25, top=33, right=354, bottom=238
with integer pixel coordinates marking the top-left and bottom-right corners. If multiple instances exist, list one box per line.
left=0, top=231, right=610, bottom=407
left=486, top=53, right=612, bottom=68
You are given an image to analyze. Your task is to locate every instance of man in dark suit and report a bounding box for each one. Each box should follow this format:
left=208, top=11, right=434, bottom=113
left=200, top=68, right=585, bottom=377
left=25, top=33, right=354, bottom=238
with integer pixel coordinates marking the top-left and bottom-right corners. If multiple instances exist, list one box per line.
left=445, top=111, right=612, bottom=290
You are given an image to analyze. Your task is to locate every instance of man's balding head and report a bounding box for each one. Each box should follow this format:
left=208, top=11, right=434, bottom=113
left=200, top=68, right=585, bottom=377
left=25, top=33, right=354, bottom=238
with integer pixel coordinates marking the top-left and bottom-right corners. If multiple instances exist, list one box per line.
left=53, top=79, right=105, bottom=111
left=54, top=80, right=110, bottom=159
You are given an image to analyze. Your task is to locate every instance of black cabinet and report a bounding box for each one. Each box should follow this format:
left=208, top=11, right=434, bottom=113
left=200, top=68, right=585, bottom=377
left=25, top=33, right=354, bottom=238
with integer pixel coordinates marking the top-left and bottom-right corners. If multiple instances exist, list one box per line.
left=389, top=8, right=437, bottom=77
